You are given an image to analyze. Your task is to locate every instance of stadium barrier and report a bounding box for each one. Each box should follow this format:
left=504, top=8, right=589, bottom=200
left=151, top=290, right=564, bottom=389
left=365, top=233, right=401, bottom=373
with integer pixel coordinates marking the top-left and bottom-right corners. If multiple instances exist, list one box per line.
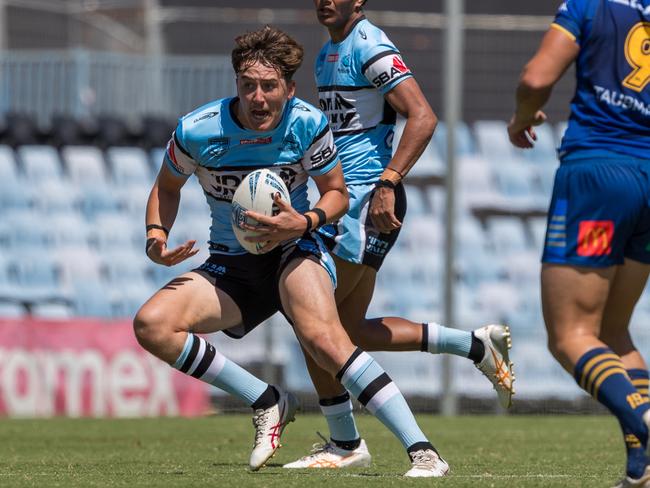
left=0, top=319, right=209, bottom=417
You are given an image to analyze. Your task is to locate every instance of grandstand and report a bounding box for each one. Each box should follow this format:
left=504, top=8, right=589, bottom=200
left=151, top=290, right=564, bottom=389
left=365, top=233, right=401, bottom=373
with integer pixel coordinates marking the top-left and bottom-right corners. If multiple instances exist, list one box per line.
left=3, top=0, right=648, bottom=417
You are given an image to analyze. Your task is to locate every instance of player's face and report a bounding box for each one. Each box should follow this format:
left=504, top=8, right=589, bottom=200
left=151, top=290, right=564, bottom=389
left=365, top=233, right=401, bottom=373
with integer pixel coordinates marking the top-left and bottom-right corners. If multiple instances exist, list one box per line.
left=314, top=0, right=364, bottom=30
left=235, top=63, right=295, bottom=132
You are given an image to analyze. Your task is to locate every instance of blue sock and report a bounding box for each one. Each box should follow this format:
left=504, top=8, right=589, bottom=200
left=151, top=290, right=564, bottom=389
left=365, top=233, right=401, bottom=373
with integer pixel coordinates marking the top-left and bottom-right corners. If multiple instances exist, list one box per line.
left=625, top=369, right=650, bottom=479
left=319, top=392, right=360, bottom=449
left=336, top=348, right=433, bottom=452
left=575, top=348, right=650, bottom=478
left=426, top=322, right=473, bottom=358
left=174, top=333, right=269, bottom=407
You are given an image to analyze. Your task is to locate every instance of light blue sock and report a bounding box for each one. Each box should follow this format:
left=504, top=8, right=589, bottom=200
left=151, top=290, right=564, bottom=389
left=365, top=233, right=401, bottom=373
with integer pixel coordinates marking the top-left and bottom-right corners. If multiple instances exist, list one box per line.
left=173, top=333, right=268, bottom=406
left=337, top=349, right=430, bottom=450
left=319, top=392, right=360, bottom=443
left=426, top=322, right=472, bottom=357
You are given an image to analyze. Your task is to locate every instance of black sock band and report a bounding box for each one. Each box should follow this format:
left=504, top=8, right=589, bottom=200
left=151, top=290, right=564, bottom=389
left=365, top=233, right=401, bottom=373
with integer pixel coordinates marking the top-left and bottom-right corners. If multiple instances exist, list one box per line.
left=331, top=437, right=361, bottom=451
left=251, top=385, right=280, bottom=410
left=407, top=441, right=436, bottom=458
left=468, top=332, right=485, bottom=363
left=319, top=392, right=351, bottom=407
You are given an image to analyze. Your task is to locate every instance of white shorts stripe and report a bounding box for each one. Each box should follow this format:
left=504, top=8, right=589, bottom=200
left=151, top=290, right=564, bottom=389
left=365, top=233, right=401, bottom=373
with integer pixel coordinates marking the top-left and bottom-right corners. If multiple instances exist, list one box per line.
left=365, top=382, right=400, bottom=414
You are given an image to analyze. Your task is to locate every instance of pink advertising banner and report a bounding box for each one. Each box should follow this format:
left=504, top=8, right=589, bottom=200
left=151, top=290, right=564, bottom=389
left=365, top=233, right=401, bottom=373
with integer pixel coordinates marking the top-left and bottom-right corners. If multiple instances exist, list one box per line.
left=0, top=319, right=209, bottom=418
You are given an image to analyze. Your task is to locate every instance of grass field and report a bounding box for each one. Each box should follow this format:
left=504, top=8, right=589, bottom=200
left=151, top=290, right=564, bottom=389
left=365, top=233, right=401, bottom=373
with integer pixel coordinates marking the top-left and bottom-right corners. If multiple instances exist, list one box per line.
left=0, top=414, right=627, bottom=487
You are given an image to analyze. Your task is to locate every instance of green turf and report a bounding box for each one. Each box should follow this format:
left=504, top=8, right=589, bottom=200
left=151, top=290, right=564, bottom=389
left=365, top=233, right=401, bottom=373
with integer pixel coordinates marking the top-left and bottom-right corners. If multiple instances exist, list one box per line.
left=0, top=414, right=626, bottom=487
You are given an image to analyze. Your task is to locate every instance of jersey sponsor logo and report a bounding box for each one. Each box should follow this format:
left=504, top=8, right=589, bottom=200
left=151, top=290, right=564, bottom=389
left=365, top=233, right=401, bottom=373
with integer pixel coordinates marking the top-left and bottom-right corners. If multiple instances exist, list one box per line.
left=310, top=145, right=335, bottom=167
left=208, top=137, right=230, bottom=159
left=198, top=261, right=227, bottom=275
left=593, top=85, right=650, bottom=116
left=202, top=166, right=300, bottom=202
left=577, top=220, right=614, bottom=256
left=193, top=111, right=218, bottom=123
left=319, top=93, right=356, bottom=131
left=327, top=53, right=339, bottom=62
left=240, top=137, right=272, bottom=145
left=370, top=55, right=411, bottom=88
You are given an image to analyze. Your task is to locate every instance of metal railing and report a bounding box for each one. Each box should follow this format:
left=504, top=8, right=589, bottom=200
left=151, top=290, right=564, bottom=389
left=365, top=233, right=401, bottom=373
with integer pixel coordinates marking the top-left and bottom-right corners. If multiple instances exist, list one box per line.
left=0, top=49, right=235, bottom=122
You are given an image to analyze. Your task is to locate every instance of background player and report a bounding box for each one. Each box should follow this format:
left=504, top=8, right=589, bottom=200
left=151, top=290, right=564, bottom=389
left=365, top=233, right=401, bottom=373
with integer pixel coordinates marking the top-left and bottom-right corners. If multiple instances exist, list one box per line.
left=508, top=1, right=650, bottom=486
left=284, top=0, right=515, bottom=469
left=134, top=25, right=450, bottom=477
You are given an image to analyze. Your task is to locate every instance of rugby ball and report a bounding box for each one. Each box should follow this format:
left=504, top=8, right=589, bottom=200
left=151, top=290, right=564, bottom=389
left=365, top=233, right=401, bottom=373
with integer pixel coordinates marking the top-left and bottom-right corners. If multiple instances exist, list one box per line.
left=231, top=169, right=291, bottom=255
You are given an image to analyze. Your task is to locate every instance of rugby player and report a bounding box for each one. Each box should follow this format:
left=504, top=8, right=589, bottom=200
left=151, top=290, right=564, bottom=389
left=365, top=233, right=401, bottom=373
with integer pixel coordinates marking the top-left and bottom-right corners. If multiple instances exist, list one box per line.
left=508, top=1, right=650, bottom=486
left=134, top=26, right=449, bottom=477
left=284, top=0, right=515, bottom=470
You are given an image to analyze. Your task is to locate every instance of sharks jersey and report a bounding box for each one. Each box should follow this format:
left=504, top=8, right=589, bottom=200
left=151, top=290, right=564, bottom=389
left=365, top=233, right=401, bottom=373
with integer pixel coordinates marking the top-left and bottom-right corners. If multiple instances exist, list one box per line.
left=553, top=0, right=650, bottom=159
left=164, top=96, right=338, bottom=255
left=315, top=17, right=413, bottom=185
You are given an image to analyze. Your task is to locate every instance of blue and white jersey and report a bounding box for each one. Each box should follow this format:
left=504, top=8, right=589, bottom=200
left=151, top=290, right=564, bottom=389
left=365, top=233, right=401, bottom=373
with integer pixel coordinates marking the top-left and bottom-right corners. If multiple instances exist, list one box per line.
left=315, top=17, right=413, bottom=185
left=553, top=0, right=650, bottom=160
left=164, top=96, right=338, bottom=255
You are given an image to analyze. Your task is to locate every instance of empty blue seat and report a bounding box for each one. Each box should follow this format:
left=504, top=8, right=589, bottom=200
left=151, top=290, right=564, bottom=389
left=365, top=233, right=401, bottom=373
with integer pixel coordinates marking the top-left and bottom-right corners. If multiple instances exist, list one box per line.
left=79, top=184, right=122, bottom=220
left=432, top=121, right=476, bottom=159
left=34, top=180, right=81, bottom=216
left=107, top=146, right=153, bottom=186
left=61, top=145, right=109, bottom=185
left=17, top=145, right=64, bottom=183
left=0, top=145, right=19, bottom=182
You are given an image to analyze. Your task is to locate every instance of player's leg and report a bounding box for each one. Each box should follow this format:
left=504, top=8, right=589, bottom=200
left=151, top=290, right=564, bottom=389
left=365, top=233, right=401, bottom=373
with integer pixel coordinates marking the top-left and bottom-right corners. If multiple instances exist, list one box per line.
left=543, top=263, right=650, bottom=481
left=599, top=258, right=650, bottom=482
left=278, top=254, right=448, bottom=477
left=133, top=263, right=297, bottom=471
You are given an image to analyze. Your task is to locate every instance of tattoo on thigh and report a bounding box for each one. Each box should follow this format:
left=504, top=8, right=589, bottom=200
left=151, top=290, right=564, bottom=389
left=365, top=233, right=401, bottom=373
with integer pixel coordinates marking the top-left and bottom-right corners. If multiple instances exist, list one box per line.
left=162, top=276, right=193, bottom=291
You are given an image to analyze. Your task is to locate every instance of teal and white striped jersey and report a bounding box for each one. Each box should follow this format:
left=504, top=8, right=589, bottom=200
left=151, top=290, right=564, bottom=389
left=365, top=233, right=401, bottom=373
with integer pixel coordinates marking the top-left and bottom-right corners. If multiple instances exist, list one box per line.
left=315, top=17, right=413, bottom=185
left=164, top=96, right=338, bottom=255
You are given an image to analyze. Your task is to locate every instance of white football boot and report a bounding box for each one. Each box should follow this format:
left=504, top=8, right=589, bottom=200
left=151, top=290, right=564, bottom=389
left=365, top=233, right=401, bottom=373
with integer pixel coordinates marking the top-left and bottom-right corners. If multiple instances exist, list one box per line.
left=612, top=466, right=650, bottom=488
left=249, top=388, right=299, bottom=471
left=283, top=433, right=371, bottom=469
left=473, top=324, right=515, bottom=409
left=404, top=449, right=450, bottom=478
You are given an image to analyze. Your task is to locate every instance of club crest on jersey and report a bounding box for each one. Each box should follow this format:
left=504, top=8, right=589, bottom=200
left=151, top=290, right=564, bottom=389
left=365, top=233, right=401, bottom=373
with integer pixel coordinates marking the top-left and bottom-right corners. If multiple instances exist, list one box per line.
left=208, top=137, right=230, bottom=160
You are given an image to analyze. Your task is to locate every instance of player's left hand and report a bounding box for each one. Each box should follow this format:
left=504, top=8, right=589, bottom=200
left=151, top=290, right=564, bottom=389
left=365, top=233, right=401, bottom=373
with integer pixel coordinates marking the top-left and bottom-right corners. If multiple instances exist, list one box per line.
left=369, top=186, right=401, bottom=234
left=507, top=110, right=547, bottom=148
left=243, top=193, right=306, bottom=251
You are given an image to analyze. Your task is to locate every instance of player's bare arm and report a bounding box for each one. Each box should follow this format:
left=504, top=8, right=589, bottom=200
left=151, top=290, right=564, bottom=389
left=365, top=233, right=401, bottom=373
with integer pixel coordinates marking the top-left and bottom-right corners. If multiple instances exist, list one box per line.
left=145, top=163, right=199, bottom=266
left=244, top=162, right=349, bottom=250
left=508, top=27, right=579, bottom=148
left=370, top=78, right=436, bottom=233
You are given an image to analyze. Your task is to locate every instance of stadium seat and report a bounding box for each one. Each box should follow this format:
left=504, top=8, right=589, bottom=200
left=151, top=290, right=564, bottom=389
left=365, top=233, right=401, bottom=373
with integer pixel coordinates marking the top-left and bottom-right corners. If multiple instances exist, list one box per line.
left=141, top=115, right=175, bottom=149
left=72, top=282, right=117, bottom=318
left=49, top=114, right=96, bottom=147
left=524, top=123, right=558, bottom=164
left=102, top=249, right=150, bottom=287
left=17, top=145, right=64, bottom=183
left=56, top=247, right=105, bottom=289
left=31, top=301, right=75, bottom=319
left=89, top=214, right=140, bottom=251
left=432, top=121, right=475, bottom=159
left=33, top=180, right=81, bottom=216
left=490, top=161, right=547, bottom=210
left=79, top=184, right=122, bottom=220
left=106, top=146, right=153, bottom=186
left=46, top=213, right=91, bottom=250
left=528, top=217, right=548, bottom=252
left=474, top=120, right=520, bottom=162
left=61, top=145, right=108, bottom=185
left=3, top=210, right=50, bottom=250
left=403, top=184, right=429, bottom=216
left=408, top=141, right=445, bottom=178
left=149, top=147, right=166, bottom=171
left=114, top=183, right=150, bottom=220
left=8, top=250, right=63, bottom=301
left=0, top=182, right=33, bottom=213
left=0, top=145, right=19, bottom=181
left=5, top=113, right=42, bottom=146
left=486, top=217, right=530, bottom=254
left=0, top=301, right=26, bottom=319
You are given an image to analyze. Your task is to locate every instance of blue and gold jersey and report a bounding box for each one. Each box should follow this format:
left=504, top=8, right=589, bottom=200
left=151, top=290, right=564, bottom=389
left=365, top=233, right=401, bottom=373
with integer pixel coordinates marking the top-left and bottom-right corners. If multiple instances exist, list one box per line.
left=164, top=96, right=338, bottom=255
left=315, top=17, right=413, bottom=185
left=553, top=0, right=650, bottom=159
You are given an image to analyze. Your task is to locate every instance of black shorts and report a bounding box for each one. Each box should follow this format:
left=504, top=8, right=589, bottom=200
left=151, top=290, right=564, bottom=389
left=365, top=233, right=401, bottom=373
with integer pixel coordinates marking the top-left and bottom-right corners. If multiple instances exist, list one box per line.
left=192, top=233, right=336, bottom=339
left=318, top=182, right=407, bottom=271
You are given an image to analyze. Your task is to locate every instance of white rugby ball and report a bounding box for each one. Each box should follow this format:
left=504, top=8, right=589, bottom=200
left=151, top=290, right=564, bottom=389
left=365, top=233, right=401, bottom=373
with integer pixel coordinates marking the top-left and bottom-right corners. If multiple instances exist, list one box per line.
left=231, top=168, right=291, bottom=255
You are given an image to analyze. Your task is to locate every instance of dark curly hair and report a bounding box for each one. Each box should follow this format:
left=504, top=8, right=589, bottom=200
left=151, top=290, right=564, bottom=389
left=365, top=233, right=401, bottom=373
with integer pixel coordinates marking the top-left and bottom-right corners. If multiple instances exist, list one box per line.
left=232, top=26, right=304, bottom=81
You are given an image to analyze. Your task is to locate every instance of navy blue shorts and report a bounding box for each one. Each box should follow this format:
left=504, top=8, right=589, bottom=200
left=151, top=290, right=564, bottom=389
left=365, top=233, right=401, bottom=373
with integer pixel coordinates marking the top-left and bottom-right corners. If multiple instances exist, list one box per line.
left=542, top=157, right=650, bottom=267
left=192, top=233, right=336, bottom=338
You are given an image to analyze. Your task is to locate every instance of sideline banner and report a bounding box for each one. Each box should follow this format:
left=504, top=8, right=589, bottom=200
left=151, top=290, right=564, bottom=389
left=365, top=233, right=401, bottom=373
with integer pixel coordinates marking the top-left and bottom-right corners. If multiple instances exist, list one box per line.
left=0, top=319, right=209, bottom=418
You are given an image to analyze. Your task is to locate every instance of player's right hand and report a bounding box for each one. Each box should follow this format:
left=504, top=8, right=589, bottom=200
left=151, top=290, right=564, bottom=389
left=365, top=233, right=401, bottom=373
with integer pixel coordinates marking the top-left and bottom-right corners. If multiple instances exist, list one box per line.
left=146, top=237, right=199, bottom=266
left=507, top=110, right=547, bottom=148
